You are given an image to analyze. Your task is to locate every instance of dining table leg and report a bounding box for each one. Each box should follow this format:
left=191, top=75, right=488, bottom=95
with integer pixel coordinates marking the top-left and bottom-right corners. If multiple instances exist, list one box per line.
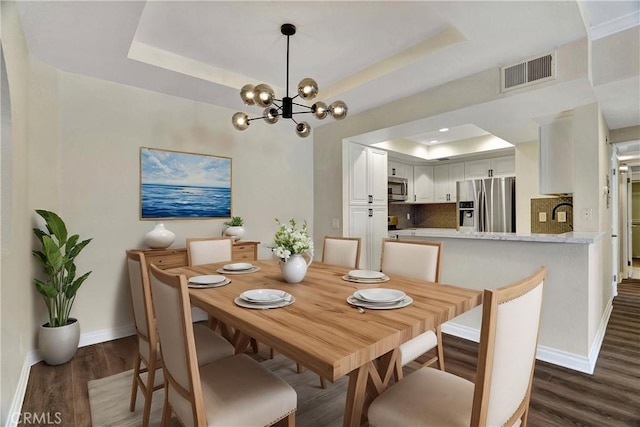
left=342, top=349, right=400, bottom=427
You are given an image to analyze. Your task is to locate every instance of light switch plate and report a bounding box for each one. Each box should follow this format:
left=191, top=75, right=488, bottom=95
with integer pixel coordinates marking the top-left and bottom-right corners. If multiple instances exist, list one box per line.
left=557, top=211, right=567, bottom=223
left=539, top=212, right=547, bottom=222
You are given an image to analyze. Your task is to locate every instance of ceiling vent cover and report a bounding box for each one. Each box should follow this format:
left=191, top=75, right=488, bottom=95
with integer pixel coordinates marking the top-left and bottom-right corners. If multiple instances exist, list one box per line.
left=501, top=52, right=555, bottom=92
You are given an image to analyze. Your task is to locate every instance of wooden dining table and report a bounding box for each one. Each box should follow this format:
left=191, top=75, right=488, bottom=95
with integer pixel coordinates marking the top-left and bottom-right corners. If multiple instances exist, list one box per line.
left=167, top=260, right=482, bottom=427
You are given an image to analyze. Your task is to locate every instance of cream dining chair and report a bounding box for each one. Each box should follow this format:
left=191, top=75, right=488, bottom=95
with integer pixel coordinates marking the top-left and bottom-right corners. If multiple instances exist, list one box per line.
left=187, top=235, right=260, bottom=353
left=322, top=236, right=361, bottom=269
left=126, top=250, right=234, bottom=427
left=148, top=264, right=297, bottom=427
left=186, top=236, right=233, bottom=266
left=380, top=239, right=444, bottom=378
left=368, top=266, right=547, bottom=427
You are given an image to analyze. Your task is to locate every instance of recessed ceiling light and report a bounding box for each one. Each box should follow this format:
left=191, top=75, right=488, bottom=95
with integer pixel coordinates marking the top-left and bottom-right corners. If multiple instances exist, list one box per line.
left=438, top=127, right=449, bottom=132
left=430, top=140, right=438, bottom=144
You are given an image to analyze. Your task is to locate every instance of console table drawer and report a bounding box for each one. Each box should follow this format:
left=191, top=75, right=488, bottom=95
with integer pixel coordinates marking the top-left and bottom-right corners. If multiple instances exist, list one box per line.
left=143, top=249, right=188, bottom=270
left=232, top=242, right=258, bottom=261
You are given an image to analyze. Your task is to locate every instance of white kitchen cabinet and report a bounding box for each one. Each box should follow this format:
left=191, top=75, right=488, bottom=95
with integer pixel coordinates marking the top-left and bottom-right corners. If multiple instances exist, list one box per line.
left=464, top=156, right=515, bottom=179
left=349, top=205, right=387, bottom=270
left=388, top=161, right=407, bottom=178
left=539, top=115, right=574, bottom=194
left=348, top=144, right=388, bottom=205
left=413, top=165, right=434, bottom=203
left=434, top=163, right=465, bottom=202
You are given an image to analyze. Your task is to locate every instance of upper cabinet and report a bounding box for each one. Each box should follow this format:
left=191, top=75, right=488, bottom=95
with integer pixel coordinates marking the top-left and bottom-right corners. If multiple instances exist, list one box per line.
left=413, top=165, right=434, bottom=203
left=388, top=161, right=411, bottom=179
left=434, top=163, right=465, bottom=202
left=538, top=114, right=574, bottom=194
left=464, top=155, right=515, bottom=179
left=349, top=143, right=388, bottom=205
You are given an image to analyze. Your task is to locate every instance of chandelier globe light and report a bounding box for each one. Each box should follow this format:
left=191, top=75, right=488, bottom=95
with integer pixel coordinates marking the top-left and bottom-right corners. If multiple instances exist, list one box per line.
left=232, top=23, right=348, bottom=138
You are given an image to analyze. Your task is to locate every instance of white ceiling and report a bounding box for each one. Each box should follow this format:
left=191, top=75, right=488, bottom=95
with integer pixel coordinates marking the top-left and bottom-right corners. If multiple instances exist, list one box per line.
left=14, top=1, right=640, bottom=160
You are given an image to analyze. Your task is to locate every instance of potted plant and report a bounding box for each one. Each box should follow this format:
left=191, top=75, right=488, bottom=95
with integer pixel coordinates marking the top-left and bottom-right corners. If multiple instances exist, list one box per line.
left=32, top=209, right=92, bottom=365
left=272, top=219, right=314, bottom=283
left=224, top=216, right=245, bottom=241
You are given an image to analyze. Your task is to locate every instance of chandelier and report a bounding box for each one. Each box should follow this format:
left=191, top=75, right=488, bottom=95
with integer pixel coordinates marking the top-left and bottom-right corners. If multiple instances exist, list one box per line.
left=232, top=23, right=348, bottom=138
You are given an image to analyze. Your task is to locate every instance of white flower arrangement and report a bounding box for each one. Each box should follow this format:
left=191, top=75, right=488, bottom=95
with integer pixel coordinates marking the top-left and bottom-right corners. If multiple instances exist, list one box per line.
left=272, top=219, right=314, bottom=262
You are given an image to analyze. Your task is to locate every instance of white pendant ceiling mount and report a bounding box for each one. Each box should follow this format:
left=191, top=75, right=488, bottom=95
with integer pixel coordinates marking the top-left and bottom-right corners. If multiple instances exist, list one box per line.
left=231, top=23, right=348, bottom=138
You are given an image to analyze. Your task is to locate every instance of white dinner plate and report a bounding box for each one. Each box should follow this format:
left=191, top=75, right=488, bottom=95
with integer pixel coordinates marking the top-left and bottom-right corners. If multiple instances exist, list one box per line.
left=234, top=295, right=295, bottom=310
left=341, top=275, right=389, bottom=284
left=347, top=270, right=386, bottom=280
left=346, top=295, right=413, bottom=310
left=189, top=275, right=227, bottom=285
left=222, top=262, right=253, bottom=271
left=354, top=288, right=406, bottom=303
left=240, top=289, right=289, bottom=303
left=188, top=278, right=231, bottom=289
left=216, top=266, right=260, bottom=275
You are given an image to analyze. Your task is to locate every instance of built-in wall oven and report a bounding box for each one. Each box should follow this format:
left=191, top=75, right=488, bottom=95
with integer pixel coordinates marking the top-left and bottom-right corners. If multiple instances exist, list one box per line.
left=388, top=176, right=408, bottom=201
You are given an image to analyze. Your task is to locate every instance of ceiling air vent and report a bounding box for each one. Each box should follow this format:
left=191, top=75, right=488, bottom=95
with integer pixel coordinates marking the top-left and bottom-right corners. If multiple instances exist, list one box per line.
left=501, top=52, right=555, bottom=92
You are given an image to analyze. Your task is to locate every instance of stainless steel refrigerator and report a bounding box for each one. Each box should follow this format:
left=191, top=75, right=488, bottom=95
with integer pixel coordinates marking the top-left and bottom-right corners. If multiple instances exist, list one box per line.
left=456, top=177, right=516, bottom=232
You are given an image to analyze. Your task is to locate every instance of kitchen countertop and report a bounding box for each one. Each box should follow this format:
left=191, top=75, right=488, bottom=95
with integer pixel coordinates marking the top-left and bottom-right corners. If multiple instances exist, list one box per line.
left=388, top=228, right=606, bottom=244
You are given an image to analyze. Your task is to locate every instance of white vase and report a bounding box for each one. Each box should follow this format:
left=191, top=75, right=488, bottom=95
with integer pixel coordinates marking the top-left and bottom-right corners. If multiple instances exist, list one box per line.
left=39, top=318, right=80, bottom=365
left=280, top=253, right=313, bottom=283
left=224, top=226, right=245, bottom=241
left=144, top=223, right=175, bottom=249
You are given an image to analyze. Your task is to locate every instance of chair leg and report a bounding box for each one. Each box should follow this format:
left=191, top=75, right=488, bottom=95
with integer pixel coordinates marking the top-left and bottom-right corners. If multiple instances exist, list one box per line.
left=250, top=338, right=259, bottom=353
left=129, top=352, right=141, bottom=411
left=160, top=387, right=172, bottom=427
left=270, top=347, right=275, bottom=359
left=296, top=363, right=304, bottom=374
left=435, top=326, right=445, bottom=371
left=319, top=376, right=327, bottom=389
left=142, top=357, right=157, bottom=427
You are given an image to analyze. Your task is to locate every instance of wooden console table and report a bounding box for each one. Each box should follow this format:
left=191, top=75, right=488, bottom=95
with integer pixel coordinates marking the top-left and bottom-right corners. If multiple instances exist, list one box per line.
left=139, top=241, right=259, bottom=270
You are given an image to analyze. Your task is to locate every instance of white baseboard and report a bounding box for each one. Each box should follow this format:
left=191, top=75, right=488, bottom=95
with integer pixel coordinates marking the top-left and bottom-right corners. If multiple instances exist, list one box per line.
left=78, top=323, right=136, bottom=348
left=441, top=297, right=614, bottom=376
left=4, top=355, right=34, bottom=427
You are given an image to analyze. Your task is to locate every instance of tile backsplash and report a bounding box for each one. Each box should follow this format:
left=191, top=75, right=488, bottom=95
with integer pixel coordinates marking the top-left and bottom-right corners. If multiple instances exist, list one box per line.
left=388, top=203, right=457, bottom=229
left=530, top=196, right=573, bottom=234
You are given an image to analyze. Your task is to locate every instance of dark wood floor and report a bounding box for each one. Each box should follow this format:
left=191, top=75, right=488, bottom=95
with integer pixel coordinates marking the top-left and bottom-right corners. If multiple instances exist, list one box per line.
left=19, top=281, right=640, bottom=426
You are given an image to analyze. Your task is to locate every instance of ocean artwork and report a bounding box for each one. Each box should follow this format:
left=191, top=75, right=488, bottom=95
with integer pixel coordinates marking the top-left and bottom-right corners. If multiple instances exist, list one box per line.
left=140, top=148, right=231, bottom=219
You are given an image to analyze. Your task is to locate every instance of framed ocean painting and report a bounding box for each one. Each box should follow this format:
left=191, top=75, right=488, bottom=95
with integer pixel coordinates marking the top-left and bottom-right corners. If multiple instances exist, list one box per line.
left=140, top=147, right=231, bottom=219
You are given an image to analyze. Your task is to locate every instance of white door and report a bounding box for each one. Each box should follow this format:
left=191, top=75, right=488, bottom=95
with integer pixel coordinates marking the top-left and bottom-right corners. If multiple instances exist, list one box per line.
left=370, top=205, right=388, bottom=271
left=449, top=163, right=465, bottom=202
left=349, top=206, right=369, bottom=269
left=610, top=147, right=618, bottom=296
left=491, top=156, right=515, bottom=177
left=433, top=165, right=450, bottom=202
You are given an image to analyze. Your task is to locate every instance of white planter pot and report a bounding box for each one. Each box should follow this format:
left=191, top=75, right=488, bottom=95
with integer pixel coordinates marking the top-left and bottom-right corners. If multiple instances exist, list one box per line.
left=280, top=253, right=313, bottom=283
left=144, top=223, right=175, bottom=249
left=39, top=318, right=80, bottom=365
left=224, top=226, right=245, bottom=241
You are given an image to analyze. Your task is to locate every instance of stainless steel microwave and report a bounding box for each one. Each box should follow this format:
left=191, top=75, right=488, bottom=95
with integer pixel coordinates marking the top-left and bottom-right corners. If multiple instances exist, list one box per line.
left=388, top=176, right=408, bottom=201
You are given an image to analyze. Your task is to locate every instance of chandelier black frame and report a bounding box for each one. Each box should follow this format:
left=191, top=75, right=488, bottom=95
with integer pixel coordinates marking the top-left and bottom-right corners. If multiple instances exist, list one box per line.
left=232, top=23, right=348, bottom=138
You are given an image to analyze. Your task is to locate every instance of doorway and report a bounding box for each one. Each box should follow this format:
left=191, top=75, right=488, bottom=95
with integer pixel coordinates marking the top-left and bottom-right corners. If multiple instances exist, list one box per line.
left=632, top=181, right=640, bottom=279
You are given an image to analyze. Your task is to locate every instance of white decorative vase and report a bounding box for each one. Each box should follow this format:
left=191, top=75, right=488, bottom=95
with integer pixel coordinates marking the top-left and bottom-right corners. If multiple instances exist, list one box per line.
left=280, top=253, right=312, bottom=284
left=39, top=318, right=80, bottom=365
left=144, top=223, right=175, bottom=249
left=224, top=226, right=245, bottom=241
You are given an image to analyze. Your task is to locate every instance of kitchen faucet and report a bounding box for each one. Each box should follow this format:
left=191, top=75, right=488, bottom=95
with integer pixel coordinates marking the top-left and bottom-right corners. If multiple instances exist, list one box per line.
left=551, top=202, right=573, bottom=220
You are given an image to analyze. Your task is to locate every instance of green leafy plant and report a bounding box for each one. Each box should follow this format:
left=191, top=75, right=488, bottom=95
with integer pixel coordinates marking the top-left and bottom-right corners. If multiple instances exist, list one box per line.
left=224, top=216, right=244, bottom=226
left=272, top=218, right=314, bottom=261
left=32, top=210, right=92, bottom=327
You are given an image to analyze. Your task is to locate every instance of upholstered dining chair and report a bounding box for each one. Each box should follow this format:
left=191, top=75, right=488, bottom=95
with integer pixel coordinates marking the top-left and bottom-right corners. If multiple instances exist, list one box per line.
left=148, top=264, right=297, bottom=427
left=368, top=266, right=546, bottom=427
left=186, top=236, right=233, bottom=266
left=322, top=236, right=361, bottom=269
left=380, top=239, right=444, bottom=378
left=126, top=250, right=235, bottom=427
left=186, top=235, right=260, bottom=354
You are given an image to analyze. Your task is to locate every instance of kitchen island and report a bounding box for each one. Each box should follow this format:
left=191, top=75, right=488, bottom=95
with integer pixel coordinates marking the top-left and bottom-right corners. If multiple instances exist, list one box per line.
left=389, top=228, right=609, bottom=374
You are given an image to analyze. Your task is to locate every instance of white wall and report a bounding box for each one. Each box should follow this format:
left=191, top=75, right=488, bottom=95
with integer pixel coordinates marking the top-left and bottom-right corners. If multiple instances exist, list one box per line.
left=514, top=140, right=553, bottom=233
